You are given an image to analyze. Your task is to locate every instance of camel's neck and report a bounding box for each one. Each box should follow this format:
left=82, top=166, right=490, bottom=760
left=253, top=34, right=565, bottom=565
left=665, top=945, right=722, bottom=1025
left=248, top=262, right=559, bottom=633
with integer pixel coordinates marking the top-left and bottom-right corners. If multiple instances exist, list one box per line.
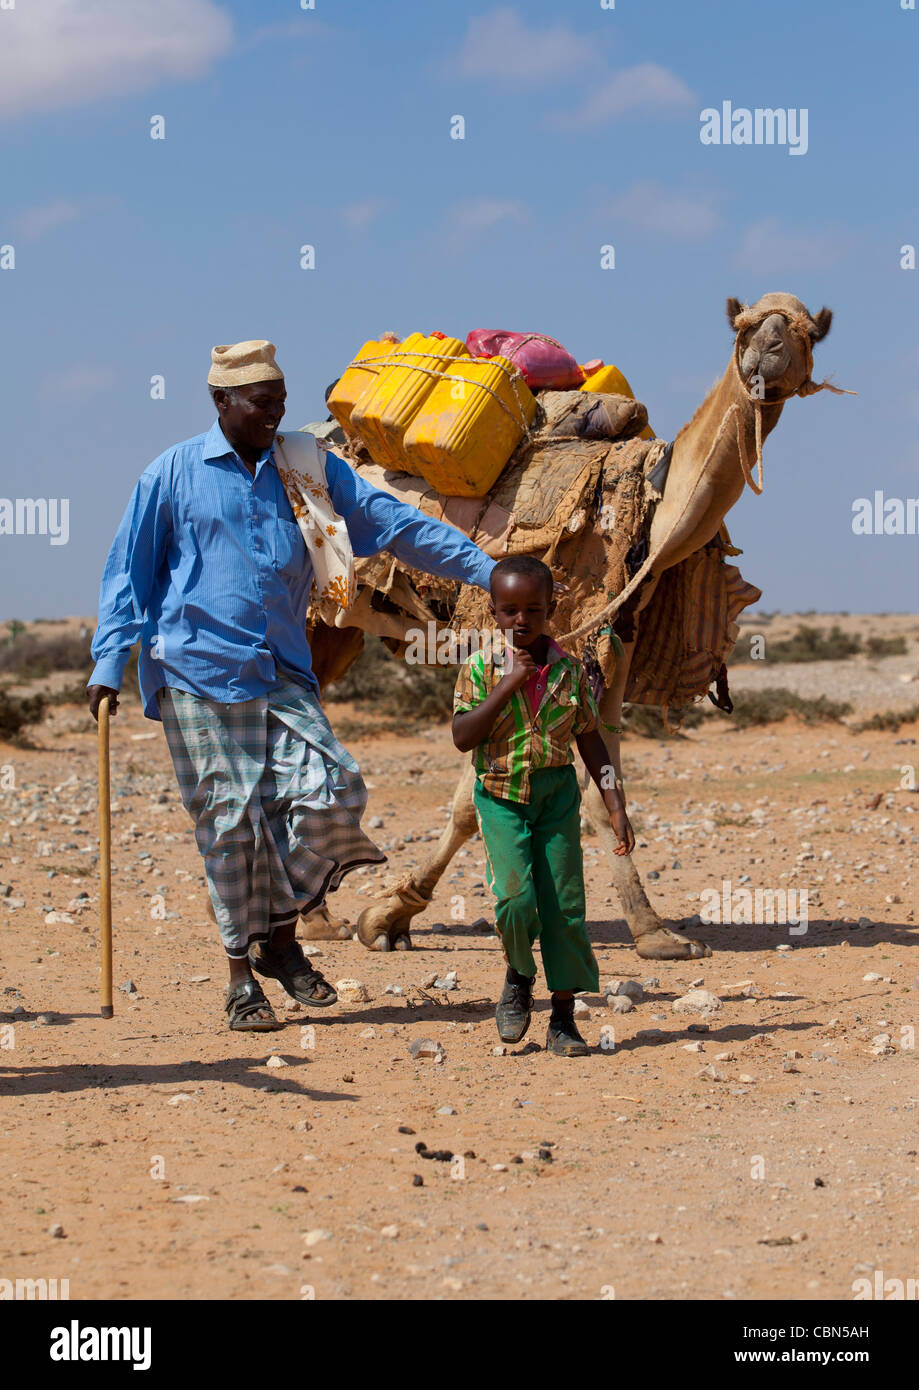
left=646, top=358, right=785, bottom=570
left=672, top=359, right=785, bottom=492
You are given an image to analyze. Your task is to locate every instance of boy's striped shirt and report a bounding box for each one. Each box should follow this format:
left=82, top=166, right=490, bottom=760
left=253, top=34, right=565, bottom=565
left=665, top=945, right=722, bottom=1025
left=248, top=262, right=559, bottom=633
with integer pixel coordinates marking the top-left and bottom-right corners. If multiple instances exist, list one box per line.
left=453, top=634, right=599, bottom=803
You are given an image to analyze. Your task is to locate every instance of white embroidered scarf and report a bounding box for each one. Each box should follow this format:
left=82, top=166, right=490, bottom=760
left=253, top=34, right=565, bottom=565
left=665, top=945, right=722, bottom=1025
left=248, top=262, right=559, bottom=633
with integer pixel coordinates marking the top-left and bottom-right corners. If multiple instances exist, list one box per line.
left=273, top=429, right=356, bottom=618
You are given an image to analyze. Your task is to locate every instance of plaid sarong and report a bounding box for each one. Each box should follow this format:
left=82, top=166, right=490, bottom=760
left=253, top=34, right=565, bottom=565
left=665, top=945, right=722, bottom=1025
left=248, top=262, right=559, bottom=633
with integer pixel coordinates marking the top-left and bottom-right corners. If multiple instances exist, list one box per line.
left=157, top=677, right=385, bottom=958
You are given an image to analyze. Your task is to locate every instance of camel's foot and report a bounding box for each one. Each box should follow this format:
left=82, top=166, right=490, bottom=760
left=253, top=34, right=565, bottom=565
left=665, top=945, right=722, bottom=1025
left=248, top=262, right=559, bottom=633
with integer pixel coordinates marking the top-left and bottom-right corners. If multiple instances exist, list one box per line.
left=299, top=904, right=352, bottom=942
left=356, top=897, right=422, bottom=952
left=633, top=925, right=711, bottom=960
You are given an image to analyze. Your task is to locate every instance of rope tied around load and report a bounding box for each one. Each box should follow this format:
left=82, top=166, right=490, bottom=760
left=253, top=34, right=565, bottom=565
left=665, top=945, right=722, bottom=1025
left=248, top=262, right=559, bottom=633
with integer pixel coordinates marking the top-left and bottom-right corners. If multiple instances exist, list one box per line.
left=346, top=349, right=535, bottom=433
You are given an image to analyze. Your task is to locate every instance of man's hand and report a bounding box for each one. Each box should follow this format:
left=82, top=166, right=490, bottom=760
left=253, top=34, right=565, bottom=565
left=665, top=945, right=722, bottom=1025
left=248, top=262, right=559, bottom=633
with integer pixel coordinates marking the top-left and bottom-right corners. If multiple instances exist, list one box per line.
left=501, top=645, right=537, bottom=692
left=87, top=685, right=119, bottom=721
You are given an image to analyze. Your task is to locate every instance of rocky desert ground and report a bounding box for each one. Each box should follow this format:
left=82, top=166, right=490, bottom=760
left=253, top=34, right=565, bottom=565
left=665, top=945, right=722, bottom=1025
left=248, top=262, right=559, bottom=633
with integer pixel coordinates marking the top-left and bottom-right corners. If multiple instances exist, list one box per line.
left=1, top=612, right=917, bottom=1302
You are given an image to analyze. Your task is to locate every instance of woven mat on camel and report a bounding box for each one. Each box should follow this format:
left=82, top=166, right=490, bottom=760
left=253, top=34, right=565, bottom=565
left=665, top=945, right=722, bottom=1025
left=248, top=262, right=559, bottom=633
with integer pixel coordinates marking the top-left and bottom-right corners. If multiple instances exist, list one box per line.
left=304, top=402, right=761, bottom=714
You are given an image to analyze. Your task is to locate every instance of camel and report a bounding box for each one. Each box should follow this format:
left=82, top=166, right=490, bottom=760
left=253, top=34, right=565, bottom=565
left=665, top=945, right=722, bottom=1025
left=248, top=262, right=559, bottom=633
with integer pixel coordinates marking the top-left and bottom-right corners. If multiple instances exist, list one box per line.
left=302, top=293, right=843, bottom=959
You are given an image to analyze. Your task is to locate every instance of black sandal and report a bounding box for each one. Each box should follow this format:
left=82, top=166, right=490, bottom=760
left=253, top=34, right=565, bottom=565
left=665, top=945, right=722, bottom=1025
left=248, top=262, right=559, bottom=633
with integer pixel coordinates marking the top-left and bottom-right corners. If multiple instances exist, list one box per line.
left=248, top=941, right=338, bottom=1008
left=224, top=978, right=284, bottom=1032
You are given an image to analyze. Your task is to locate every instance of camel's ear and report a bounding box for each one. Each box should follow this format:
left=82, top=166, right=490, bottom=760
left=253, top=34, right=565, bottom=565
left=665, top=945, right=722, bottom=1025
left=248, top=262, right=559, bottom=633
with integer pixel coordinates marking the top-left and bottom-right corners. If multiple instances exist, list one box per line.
left=726, top=297, right=744, bottom=330
left=810, top=307, right=832, bottom=342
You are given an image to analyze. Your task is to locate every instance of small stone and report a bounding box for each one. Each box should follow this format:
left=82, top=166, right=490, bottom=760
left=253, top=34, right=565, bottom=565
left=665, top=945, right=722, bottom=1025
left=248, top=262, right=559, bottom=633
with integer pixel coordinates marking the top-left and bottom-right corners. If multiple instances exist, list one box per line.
left=188, top=974, right=210, bottom=984
left=783, top=1059, right=801, bottom=1073
left=687, top=1022, right=709, bottom=1034
left=301, top=944, right=323, bottom=957
left=266, top=1055, right=288, bottom=1069
left=369, top=816, right=385, bottom=829
left=409, top=1038, right=445, bottom=1062
left=35, top=1013, right=55, bottom=1026
left=689, top=976, right=705, bottom=989
left=380, top=1224, right=399, bottom=1239
left=683, top=1041, right=704, bottom=1053
left=384, top=984, right=404, bottom=996
left=573, top=998, right=590, bottom=1017
left=118, top=979, right=137, bottom=995
left=492, top=1163, right=508, bottom=1172
left=641, top=977, right=660, bottom=990
left=167, top=1092, right=194, bottom=1105
left=412, top=1174, right=423, bottom=1187
left=359, top=1027, right=376, bottom=1039
left=647, top=1232, right=663, bottom=1243
left=433, top=971, right=458, bottom=991
left=436, top=1105, right=457, bottom=1116
left=608, top=996, right=633, bottom=1015
left=672, top=989, right=722, bottom=1017
left=739, top=1073, right=755, bottom=1084
left=870, top=1033, right=895, bottom=1056
left=699, top=1064, right=726, bottom=1081
left=787, top=1048, right=803, bottom=1059
left=492, top=1045, right=507, bottom=1056
left=604, top=979, right=643, bottom=1002
left=862, top=972, right=883, bottom=983
left=302, top=1229, right=330, bottom=1247
left=420, top=973, right=438, bottom=989
left=335, top=978, right=370, bottom=1003
left=48, top=1223, right=65, bottom=1238
left=44, top=911, right=74, bottom=925
left=714, top=1051, right=735, bottom=1062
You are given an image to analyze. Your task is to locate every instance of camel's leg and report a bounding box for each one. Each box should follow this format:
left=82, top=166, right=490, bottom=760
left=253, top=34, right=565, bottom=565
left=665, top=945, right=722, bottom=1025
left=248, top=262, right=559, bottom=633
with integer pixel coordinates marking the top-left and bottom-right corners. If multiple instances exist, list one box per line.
left=586, top=640, right=711, bottom=961
left=356, top=761, right=478, bottom=951
left=299, top=903, right=352, bottom=941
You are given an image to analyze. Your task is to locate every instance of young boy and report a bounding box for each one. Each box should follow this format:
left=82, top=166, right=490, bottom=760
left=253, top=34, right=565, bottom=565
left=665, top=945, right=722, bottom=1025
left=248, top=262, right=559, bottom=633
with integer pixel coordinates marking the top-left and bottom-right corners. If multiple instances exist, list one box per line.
left=452, top=556, right=635, bottom=1056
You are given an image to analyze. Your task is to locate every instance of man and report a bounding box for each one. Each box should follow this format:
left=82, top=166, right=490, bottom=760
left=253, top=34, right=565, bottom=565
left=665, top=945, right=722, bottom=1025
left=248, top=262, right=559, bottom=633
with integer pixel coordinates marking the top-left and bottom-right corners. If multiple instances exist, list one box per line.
left=87, top=339, right=495, bottom=1032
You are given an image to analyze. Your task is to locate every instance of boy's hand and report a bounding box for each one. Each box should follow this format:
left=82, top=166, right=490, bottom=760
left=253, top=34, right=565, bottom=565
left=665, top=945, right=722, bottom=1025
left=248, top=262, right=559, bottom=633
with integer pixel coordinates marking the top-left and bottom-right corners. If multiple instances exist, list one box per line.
left=501, top=645, right=537, bottom=692
left=609, top=803, right=635, bottom=855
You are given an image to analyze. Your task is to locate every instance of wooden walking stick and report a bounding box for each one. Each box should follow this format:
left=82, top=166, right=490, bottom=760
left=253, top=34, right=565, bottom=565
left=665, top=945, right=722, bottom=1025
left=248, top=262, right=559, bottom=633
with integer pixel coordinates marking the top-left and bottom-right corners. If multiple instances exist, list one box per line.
left=98, top=694, right=113, bottom=1018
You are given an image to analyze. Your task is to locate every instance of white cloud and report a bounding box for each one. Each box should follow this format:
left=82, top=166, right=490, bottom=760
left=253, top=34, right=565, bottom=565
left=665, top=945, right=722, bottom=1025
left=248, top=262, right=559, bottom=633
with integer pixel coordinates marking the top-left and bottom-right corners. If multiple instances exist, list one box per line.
left=38, top=366, right=116, bottom=401
left=441, top=197, right=528, bottom=256
left=457, top=6, right=599, bottom=84
left=732, top=218, right=848, bottom=274
left=341, top=199, right=385, bottom=235
left=552, top=63, right=694, bottom=129
left=601, top=182, right=721, bottom=241
left=0, top=0, right=234, bottom=118
left=13, top=196, right=116, bottom=242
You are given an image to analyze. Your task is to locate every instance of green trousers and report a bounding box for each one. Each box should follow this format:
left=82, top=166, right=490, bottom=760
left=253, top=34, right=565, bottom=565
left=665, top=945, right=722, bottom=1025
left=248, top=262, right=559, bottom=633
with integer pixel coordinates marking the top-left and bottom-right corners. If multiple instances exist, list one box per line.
left=474, top=764, right=599, bottom=994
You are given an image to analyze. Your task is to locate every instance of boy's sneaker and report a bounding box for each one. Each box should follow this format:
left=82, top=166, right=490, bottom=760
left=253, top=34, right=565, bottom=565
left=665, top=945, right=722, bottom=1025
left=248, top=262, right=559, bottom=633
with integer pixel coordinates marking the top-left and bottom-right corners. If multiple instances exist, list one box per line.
left=546, top=1001, right=589, bottom=1057
left=496, top=972, right=534, bottom=1043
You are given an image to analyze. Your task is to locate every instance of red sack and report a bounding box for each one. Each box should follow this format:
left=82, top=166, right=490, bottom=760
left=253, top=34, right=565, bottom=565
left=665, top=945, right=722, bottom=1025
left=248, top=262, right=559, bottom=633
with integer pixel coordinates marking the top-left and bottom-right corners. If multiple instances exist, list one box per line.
left=465, top=329, right=584, bottom=390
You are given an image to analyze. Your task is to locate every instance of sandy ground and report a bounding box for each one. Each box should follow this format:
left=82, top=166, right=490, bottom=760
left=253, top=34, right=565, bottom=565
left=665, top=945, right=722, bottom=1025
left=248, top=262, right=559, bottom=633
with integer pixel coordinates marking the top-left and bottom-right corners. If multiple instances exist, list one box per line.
left=1, top=625, right=918, bottom=1302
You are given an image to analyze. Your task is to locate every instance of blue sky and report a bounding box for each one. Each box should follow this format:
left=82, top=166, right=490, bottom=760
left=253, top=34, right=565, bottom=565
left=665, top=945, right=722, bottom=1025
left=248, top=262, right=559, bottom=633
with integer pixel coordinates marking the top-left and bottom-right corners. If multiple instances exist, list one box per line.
left=1, top=0, right=917, bottom=618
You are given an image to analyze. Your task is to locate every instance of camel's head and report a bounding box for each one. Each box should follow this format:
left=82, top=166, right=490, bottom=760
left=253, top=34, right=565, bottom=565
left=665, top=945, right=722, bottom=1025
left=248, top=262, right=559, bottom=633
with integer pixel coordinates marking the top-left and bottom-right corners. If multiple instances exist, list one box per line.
left=727, top=293, right=832, bottom=401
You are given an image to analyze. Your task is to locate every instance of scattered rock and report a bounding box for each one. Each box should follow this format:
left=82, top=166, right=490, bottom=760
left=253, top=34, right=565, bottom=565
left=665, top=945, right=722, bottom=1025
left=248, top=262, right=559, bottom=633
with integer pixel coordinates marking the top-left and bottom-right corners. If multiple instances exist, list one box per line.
left=380, top=1224, right=399, bottom=1239
left=573, top=998, right=590, bottom=1017
left=335, top=978, right=370, bottom=1003
left=118, top=980, right=137, bottom=995
left=683, top=1041, right=704, bottom=1053
left=44, top=911, right=73, bottom=925
left=492, top=1045, right=507, bottom=1056
left=436, top=1105, right=457, bottom=1116
left=266, top=1055, right=288, bottom=1069
left=604, top=979, right=644, bottom=1002
left=699, top=1064, right=726, bottom=1081
left=862, top=972, right=883, bottom=983
left=167, top=1093, right=194, bottom=1105
left=672, top=989, right=722, bottom=1017
left=607, top=996, right=633, bottom=1015
left=412, top=1174, right=423, bottom=1187
left=368, top=816, right=385, bottom=829
left=48, top=1223, right=65, bottom=1238
left=870, top=1033, right=895, bottom=1056
left=302, top=1229, right=331, bottom=1247
left=409, top=1038, right=445, bottom=1062
left=433, top=971, right=458, bottom=991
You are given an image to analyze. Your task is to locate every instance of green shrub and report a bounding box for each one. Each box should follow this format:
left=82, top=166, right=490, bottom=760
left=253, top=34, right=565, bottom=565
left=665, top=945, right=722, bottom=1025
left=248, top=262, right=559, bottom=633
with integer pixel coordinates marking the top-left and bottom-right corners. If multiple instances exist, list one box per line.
left=729, top=687, right=852, bottom=728
left=853, top=705, right=919, bottom=733
left=0, top=690, right=47, bottom=743
left=763, top=624, right=861, bottom=663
